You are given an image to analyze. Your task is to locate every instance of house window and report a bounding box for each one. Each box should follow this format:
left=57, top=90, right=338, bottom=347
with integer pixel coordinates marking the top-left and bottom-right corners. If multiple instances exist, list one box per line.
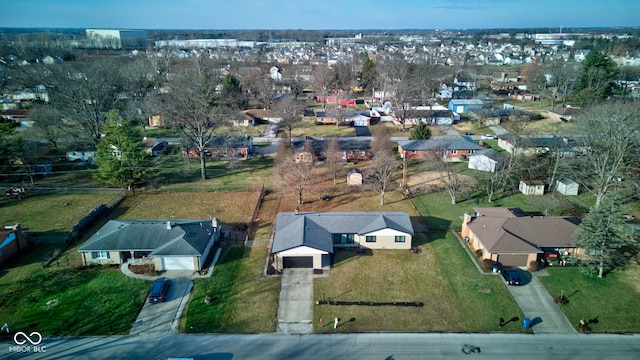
left=333, top=233, right=355, bottom=244
left=348, top=151, right=353, bottom=155
left=451, top=150, right=457, bottom=154
left=91, top=251, right=110, bottom=259
left=360, top=151, right=366, bottom=156
left=412, top=150, right=416, bottom=154
left=366, top=236, right=376, bottom=243
left=394, top=236, right=406, bottom=243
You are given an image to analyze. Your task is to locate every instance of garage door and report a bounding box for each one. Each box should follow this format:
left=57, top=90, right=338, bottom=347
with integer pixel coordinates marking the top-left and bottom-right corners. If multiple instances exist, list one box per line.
left=162, top=257, right=194, bottom=270
left=283, top=256, right=313, bottom=268
left=498, top=254, right=529, bottom=267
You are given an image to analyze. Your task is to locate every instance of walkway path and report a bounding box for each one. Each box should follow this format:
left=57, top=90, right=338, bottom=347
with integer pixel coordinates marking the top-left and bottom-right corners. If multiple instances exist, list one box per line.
left=277, top=268, right=314, bottom=334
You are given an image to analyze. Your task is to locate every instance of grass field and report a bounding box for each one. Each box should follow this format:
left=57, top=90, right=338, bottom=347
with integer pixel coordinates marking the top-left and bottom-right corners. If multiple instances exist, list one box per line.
left=0, top=190, right=262, bottom=336
left=182, top=246, right=280, bottom=333
left=538, top=266, right=640, bottom=333
left=0, top=192, right=118, bottom=234
left=0, top=245, right=149, bottom=338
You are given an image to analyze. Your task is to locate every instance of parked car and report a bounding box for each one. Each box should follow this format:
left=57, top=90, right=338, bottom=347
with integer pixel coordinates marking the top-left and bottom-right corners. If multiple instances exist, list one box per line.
left=148, top=278, right=172, bottom=303
left=481, top=134, right=497, bottom=140
left=501, top=270, right=521, bottom=285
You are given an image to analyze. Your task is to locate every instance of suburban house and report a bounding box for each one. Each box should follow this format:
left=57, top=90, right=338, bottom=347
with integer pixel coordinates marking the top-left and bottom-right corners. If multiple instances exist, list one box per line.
left=548, top=106, right=580, bottom=122
left=183, top=136, right=253, bottom=159
left=315, top=111, right=371, bottom=127
left=148, top=113, right=164, bottom=127
left=271, top=211, right=414, bottom=271
left=66, top=147, right=96, bottom=162
left=144, top=138, right=169, bottom=157
left=519, top=180, right=545, bottom=195
left=237, top=109, right=281, bottom=127
left=497, top=134, right=587, bottom=157
left=292, top=137, right=372, bottom=163
left=398, top=136, right=484, bottom=161
left=468, top=149, right=506, bottom=173
left=78, top=219, right=221, bottom=271
left=448, top=99, right=483, bottom=113
left=0, top=224, right=28, bottom=266
left=404, top=108, right=455, bottom=125
left=469, top=107, right=537, bottom=126
left=461, top=207, right=581, bottom=267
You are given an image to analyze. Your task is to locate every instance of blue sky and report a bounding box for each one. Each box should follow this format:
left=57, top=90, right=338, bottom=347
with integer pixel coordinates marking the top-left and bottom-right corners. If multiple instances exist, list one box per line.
left=4, top=0, right=639, bottom=30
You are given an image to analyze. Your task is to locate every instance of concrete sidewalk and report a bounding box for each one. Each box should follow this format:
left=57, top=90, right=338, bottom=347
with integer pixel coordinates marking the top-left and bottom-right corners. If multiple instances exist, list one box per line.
left=506, top=274, right=576, bottom=334
left=277, top=268, right=314, bottom=334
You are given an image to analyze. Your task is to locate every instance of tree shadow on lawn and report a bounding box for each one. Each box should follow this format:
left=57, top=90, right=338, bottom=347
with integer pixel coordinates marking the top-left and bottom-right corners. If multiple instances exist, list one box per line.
left=422, top=216, right=451, bottom=233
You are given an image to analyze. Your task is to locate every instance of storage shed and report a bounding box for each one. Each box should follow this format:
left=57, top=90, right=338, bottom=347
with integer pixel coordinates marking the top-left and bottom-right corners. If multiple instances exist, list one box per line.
left=347, top=168, right=363, bottom=185
left=519, top=180, right=545, bottom=196
left=556, top=177, right=579, bottom=196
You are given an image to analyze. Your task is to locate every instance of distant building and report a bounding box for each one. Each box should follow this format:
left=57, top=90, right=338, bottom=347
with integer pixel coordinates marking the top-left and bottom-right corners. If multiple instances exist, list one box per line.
left=86, top=29, right=148, bottom=49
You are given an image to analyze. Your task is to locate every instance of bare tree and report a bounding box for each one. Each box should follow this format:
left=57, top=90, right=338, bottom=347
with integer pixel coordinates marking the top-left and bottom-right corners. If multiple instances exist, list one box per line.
left=380, top=58, right=420, bottom=131
left=429, top=156, right=462, bottom=205
left=274, top=141, right=313, bottom=204
left=325, top=136, right=342, bottom=185
left=367, top=124, right=400, bottom=205
left=570, top=101, right=640, bottom=209
left=24, top=105, right=64, bottom=149
left=312, top=65, right=334, bottom=110
left=164, top=59, right=228, bottom=180
left=43, top=58, right=126, bottom=145
left=273, top=96, right=304, bottom=144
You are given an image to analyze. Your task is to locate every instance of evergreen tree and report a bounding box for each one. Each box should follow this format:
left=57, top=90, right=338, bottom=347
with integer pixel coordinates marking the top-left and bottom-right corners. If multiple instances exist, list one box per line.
left=409, top=122, right=432, bottom=140
left=575, top=50, right=618, bottom=104
left=95, top=110, right=149, bottom=189
left=572, top=201, right=634, bottom=278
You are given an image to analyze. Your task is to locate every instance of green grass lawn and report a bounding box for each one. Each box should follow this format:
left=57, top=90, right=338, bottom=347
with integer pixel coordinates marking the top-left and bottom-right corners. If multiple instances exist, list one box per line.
left=0, top=192, right=118, bottom=234
left=428, top=231, right=525, bottom=331
left=151, top=156, right=274, bottom=191
left=0, top=245, right=149, bottom=338
left=538, top=267, right=640, bottom=333
left=182, top=246, right=280, bottom=333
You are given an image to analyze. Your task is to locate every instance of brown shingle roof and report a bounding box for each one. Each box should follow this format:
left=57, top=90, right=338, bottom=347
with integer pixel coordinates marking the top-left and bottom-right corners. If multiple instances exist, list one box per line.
left=467, top=208, right=579, bottom=253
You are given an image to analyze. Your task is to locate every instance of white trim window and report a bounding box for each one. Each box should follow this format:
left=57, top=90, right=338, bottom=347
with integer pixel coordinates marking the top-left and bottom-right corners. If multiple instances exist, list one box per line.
left=394, top=236, right=406, bottom=243
left=91, top=251, right=110, bottom=259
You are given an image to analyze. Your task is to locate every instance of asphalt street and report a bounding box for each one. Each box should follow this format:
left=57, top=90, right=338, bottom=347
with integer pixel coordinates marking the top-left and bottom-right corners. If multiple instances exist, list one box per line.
left=2, top=333, right=639, bottom=360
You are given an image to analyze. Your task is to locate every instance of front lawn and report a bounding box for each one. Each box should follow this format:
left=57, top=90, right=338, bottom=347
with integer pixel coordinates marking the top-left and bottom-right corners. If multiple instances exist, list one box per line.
left=182, top=246, right=280, bottom=333
left=0, top=245, right=149, bottom=338
left=428, top=231, right=524, bottom=331
left=538, top=267, right=640, bottom=333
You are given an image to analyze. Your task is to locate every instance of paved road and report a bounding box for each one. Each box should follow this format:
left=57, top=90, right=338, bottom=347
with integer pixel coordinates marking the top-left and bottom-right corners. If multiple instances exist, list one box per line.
left=277, top=269, right=313, bottom=334
left=3, top=333, right=639, bottom=360
left=505, top=272, right=576, bottom=334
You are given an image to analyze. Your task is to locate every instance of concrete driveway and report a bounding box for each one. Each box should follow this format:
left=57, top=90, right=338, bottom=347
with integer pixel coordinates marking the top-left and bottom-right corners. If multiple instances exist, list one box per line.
left=504, top=269, right=576, bottom=333
left=277, top=268, right=314, bottom=334
left=129, top=276, right=193, bottom=337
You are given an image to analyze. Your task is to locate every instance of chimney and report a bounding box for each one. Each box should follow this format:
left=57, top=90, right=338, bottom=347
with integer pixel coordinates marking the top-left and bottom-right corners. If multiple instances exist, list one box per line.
left=166, top=221, right=171, bottom=230
left=212, top=217, right=219, bottom=231
left=461, top=212, right=472, bottom=238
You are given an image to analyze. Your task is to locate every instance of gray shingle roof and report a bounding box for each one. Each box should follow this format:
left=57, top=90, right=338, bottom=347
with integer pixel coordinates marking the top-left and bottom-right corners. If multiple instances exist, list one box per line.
left=77, top=220, right=216, bottom=256
left=398, top=136, right=484, bottom=151
left=292, top=137, right=371, bottom=152
left=469, top=148, right=506, bottom=162
left=272, top=212, right=414, bottom=254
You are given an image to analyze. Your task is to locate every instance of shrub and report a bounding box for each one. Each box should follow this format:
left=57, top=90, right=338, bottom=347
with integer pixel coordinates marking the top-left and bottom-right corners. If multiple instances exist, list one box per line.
left=475, top=249, right=483, bottom=258
left=481, top=259, right=496, bottom=272
left=528, top=260, right=539, bottom=272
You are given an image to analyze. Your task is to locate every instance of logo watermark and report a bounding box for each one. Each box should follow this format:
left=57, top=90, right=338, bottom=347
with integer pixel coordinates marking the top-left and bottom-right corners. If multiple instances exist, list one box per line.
left=9, top=331, right=46, bottom=353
